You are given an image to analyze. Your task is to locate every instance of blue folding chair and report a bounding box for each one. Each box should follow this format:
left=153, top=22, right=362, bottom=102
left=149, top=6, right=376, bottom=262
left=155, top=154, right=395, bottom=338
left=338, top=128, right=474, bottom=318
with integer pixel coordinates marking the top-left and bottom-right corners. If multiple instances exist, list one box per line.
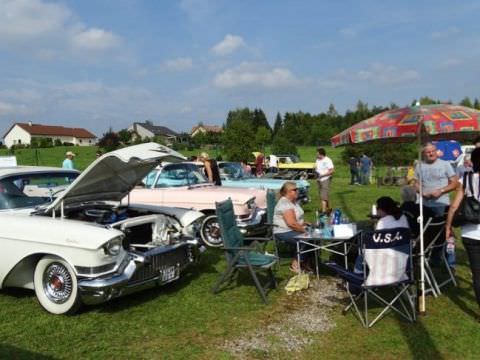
left=326, top=227, right=416, bottom=328
left=212, top=199, right=278, bottom=303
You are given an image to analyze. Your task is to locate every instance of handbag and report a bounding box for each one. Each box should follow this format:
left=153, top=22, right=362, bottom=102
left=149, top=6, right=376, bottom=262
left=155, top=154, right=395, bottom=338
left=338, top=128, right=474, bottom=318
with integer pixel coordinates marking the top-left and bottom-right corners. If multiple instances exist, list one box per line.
left=452, top=172, right=480, bottom=227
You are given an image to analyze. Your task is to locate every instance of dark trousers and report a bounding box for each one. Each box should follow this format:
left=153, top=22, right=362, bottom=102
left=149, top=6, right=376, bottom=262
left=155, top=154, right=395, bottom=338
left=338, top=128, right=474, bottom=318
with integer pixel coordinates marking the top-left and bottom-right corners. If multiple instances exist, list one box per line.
left=274, top=231, right=312, bottom=262
left=462, top=237, right=480, bottom=307
left=350, top=169, right=359, bottom=184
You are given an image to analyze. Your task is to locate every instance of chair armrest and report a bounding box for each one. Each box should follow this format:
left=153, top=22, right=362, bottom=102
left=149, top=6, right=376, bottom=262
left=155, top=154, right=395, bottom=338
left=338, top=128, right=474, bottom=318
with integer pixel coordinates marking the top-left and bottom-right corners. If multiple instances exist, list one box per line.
left=244, top=237, right=272, bottom=242
left=223, top=246, right=258, bottom=251
left=264, top=223, right=278, bottom=227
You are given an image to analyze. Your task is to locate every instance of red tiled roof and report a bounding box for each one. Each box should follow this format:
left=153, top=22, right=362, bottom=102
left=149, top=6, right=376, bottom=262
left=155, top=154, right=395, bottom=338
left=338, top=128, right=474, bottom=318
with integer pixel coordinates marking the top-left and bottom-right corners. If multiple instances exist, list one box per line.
left=191, top=124, right=223, bottom=134
left=12, top=123, right=96, bottom=138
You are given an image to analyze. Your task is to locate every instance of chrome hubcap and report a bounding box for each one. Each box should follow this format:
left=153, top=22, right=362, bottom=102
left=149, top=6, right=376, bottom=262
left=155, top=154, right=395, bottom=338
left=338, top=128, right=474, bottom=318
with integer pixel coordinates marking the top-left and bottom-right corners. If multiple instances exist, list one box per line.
left=43, top=263, right=73, bottom=304
left=204, top=220, right=223, bottom=246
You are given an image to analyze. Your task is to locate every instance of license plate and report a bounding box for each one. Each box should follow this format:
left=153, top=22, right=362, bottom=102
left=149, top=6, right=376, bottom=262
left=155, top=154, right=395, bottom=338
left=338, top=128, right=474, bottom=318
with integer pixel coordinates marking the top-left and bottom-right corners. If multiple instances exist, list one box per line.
left=160, top=265, right=179, bottom=283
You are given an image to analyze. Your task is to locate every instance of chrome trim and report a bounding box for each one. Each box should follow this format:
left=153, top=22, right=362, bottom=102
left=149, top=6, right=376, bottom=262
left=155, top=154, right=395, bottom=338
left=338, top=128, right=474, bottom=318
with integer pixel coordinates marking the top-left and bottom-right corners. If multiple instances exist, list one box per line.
left=78, top=243, right=192, bottom=305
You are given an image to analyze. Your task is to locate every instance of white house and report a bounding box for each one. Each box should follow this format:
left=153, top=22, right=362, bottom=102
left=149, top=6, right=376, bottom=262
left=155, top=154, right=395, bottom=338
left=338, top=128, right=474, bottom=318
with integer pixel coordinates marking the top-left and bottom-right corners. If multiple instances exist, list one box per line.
left=128, top=122, right=178, bottom=144
left=3, top=122, right=97, bottom=148
left=191, top=124, right=223, bottom=137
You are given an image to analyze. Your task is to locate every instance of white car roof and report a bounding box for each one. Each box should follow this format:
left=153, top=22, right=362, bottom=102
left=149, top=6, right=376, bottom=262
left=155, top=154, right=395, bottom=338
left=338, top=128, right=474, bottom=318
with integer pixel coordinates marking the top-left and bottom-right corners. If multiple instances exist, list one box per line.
left=0, top=166, right=79, bottom=179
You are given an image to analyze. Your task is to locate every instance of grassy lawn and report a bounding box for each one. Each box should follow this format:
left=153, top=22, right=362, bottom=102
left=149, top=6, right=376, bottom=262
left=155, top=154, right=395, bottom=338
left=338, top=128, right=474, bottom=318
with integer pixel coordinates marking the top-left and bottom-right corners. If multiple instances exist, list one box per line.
left=1, top=145, right=479, bottom=359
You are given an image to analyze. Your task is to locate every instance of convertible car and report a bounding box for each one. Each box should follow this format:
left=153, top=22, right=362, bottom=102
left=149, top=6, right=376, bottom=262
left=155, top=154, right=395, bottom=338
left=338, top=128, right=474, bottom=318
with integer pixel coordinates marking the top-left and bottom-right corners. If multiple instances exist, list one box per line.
left=217, top=161, right=310, bottom=203
left=0, top=143, right=205, bottom=315
left=129, top=163, right=268, bottom=247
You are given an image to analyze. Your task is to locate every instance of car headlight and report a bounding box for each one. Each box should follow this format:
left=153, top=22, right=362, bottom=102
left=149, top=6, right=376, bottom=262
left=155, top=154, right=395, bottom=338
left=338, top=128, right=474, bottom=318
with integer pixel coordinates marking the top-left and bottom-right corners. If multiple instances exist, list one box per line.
left=185, top=218, right=203, bottom=237
left=103, top=236, right=124, bottom=256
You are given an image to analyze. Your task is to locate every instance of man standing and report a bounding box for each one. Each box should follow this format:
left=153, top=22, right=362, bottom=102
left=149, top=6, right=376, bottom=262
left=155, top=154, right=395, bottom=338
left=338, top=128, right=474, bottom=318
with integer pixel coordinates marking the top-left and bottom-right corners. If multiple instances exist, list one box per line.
left=315, top=148, right=334, bottom=213
left=62, top=151, right=76, bottom=170
left=348, top=156, right=360, bottom=185
left=415, top=143, right=458, bottom=216
left=267, top=154, right=279, bottom=173
left=360, top=154, right=372, bottom=185
left=415, top=142, right=458, bottom=268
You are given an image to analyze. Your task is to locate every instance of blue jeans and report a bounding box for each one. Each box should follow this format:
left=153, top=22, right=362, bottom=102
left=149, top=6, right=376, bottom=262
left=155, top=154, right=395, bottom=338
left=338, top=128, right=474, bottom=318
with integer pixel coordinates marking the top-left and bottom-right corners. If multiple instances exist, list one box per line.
left=360, top=170, right=370, bottom=185
left=274, top=231, right=310, bottom=262
left=426, top=205, right=456, bottom=268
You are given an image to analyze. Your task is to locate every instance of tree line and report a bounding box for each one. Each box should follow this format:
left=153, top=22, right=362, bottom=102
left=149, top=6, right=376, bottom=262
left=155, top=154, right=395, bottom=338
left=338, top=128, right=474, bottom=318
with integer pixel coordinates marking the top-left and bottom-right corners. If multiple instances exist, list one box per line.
left=96, top=96, right=480, bottom=165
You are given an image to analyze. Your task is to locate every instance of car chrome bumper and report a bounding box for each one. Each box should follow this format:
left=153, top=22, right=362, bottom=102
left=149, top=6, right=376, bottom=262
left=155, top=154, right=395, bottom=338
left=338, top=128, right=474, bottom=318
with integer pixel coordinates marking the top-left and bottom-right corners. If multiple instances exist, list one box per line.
left=78, top=242, right=195, bottom=305
left=237, top=208, right=268, bottom=236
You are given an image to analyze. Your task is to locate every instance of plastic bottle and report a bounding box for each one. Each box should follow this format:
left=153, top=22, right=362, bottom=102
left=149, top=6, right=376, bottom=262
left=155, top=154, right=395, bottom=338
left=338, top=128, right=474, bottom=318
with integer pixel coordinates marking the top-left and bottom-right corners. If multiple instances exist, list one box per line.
left=334, top=209, right=342, bottom=225
left=315, top=209, right=320, bottom=228
left=446, top=236, right=455, bottom=254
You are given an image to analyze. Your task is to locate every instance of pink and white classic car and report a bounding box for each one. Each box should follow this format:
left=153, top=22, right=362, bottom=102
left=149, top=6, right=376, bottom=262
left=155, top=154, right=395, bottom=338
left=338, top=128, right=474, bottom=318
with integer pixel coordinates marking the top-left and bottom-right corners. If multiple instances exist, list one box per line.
left=128, top=162, right=268, bottom=247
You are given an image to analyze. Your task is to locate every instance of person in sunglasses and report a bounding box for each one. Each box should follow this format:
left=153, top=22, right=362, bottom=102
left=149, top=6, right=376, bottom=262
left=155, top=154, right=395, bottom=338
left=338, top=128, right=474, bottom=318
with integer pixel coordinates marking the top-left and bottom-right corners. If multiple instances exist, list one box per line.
left=273, top=181, right=311, bottom=272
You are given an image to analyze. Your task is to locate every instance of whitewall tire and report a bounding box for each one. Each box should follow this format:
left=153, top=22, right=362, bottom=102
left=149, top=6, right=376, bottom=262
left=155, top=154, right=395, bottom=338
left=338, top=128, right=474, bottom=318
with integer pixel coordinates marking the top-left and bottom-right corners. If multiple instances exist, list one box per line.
left=34, top=255, right=81, bottom=315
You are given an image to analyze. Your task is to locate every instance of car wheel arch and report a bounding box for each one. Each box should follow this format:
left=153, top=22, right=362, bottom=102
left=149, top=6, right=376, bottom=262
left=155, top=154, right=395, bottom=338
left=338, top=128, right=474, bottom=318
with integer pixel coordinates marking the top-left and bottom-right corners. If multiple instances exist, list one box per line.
left=2, top=253, right=79, bottom=290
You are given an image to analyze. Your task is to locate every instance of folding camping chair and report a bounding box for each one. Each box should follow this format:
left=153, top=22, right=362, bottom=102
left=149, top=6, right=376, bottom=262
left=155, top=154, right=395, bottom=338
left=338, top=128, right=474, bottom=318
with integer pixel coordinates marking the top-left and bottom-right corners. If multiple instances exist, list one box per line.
left=326, top=227, right=416, bottom=328
left=422, top=217, right=457, bottom=296
left=212, top=199, right=278, bottom=303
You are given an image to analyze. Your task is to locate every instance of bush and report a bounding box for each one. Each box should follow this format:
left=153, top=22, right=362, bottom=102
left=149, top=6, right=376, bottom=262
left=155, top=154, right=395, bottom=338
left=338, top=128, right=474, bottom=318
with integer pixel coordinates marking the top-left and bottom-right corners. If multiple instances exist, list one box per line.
left=341, top=142, right=417, bottom=166
left=271, top=136, right=298, bottom=155
left=54, top=139, right=62, bottom=147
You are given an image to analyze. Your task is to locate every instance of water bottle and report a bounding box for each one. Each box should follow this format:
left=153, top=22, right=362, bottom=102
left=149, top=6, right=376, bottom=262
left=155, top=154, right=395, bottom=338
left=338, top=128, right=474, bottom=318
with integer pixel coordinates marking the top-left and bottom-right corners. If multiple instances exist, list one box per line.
left=334, top=209, right=342, bottom=225
left=446, top=236, right=455, bottom=255
left=315, top=209, right=320, bottom=228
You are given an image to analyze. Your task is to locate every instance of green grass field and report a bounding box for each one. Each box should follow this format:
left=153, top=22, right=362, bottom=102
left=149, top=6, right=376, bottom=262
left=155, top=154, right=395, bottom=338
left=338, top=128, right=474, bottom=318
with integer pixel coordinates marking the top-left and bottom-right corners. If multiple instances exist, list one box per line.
left=0, top=145, right=479, bottom=359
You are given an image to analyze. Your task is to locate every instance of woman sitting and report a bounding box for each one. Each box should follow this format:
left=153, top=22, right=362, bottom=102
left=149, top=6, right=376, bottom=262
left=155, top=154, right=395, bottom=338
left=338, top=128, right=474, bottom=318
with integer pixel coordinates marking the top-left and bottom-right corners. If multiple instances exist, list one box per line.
left=354, top=196, right=409, bottom=273
left=273, top=181, right=310, bottom=272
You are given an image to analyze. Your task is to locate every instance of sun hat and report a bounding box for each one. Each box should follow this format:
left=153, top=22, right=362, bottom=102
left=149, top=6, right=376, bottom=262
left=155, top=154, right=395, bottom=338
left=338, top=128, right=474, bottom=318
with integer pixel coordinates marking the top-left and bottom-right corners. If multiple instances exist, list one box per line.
left=65, top=151, right=76, bottom=157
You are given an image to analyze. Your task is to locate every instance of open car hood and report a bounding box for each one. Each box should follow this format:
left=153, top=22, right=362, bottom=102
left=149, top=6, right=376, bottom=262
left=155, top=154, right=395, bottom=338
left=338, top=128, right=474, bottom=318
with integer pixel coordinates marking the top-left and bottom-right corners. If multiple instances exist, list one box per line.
left=46, top=143, right=186, bottom=212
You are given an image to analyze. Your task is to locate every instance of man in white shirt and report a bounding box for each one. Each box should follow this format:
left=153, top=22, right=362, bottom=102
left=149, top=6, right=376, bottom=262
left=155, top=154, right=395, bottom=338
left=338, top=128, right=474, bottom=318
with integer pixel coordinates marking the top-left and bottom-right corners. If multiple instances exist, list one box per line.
left=315, top=147, right=334, bottom=212
left=267, top=154, right=279, bottom=173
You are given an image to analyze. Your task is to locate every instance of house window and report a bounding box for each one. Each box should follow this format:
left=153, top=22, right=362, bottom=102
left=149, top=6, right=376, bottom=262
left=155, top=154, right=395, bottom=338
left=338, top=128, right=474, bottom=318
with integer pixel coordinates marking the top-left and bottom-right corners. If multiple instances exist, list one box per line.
left=18, top=139, right=21, bottom=144
left=79, top=139, right=83, bottom=144
left=89, top=139, right=92, bottom=143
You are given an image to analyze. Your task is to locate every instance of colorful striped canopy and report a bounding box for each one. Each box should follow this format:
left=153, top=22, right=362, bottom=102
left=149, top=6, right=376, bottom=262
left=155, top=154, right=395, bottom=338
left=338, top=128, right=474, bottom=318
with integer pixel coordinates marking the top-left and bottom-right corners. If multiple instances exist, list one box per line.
left=331, top=104, right=480, bottom=147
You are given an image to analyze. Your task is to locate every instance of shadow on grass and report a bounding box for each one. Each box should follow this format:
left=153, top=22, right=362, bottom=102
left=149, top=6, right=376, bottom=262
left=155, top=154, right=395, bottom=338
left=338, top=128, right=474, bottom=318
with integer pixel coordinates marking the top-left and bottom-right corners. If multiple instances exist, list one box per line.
left=397, top=318, right=444, bottom=359
left=335, top=189, right=358, bottom=221
left=0, top=344, right=55, bottom=360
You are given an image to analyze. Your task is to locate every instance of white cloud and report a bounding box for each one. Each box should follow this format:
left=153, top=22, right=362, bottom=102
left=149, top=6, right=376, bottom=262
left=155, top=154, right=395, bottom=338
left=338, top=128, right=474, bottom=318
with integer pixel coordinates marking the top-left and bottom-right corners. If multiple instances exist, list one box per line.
left=211, top=34, right=246, bottom=56
left=161, top=57, right=193, bottom=71
left=339, top=27, right=358, bottom=38
left=0, top=0, right=70, bottom=41
left=0, top=0, right=121, bottom=57
left=0, top=101, right=16, bottom=115
left=71, top=28, right=120, bottom=51
left=356, top=63, right=419, bottom=85
left=213, top=62, right=303, bottom=89
left=431, top=26, right=460, bottom=39
left=437, top=58, right=462, bottom=69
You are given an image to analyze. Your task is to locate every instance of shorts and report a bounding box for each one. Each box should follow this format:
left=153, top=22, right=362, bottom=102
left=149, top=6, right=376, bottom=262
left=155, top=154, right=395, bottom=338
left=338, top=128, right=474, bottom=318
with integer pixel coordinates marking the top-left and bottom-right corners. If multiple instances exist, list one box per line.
left=317, top=178, right=330, bottom=201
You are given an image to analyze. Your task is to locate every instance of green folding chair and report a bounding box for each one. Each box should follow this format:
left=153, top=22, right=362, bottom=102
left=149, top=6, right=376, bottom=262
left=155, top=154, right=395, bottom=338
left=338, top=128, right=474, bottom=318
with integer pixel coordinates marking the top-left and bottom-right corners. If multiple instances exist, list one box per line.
left=212, top=199, right=278, bottom=303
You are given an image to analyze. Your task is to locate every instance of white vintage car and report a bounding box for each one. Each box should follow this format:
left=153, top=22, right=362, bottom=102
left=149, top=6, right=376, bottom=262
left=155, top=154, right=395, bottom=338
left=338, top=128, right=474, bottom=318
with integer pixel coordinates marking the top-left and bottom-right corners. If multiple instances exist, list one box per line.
left=0, top=143, right=205, bottom=315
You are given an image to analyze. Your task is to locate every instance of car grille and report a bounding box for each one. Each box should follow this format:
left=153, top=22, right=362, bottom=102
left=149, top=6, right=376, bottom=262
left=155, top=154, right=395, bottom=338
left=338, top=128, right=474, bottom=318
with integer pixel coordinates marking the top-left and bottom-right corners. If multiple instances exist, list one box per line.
left=128, top=244, right=190, bottom=285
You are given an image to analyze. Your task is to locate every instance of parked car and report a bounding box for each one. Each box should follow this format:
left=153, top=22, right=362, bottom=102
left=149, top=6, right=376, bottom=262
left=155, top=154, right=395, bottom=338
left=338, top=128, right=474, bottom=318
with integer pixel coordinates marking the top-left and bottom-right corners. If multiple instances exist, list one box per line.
left=0, top=143, right=205, bottom=315
left=217, top=161, right=310, bottom=203
left=129, top=163, right=268, bottom=247
left=251, top=152, right=316, bottom=178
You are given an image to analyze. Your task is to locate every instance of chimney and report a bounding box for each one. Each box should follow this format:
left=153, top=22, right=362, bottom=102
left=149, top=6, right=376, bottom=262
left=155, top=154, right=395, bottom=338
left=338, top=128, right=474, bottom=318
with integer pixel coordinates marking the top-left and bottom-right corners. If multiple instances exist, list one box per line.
left=28, top=121, right=32, bottom=126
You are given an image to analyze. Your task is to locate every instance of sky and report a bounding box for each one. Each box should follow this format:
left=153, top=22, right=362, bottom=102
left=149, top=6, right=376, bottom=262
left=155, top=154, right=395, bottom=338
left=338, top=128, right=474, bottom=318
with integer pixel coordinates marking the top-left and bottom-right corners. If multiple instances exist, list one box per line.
left=1, top=0, right=480, bottom=138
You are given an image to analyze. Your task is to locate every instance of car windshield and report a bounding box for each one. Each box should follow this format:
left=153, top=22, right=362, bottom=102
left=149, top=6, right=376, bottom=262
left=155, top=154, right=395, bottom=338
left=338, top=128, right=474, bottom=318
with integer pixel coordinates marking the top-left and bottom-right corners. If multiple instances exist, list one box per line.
left=219, top=162, right=249, bottom=179
left=153, top=163, right=209, bottom=188
left=278, top=155, right=300, bottom=164
left=0, top=171, right=78, bottom=210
